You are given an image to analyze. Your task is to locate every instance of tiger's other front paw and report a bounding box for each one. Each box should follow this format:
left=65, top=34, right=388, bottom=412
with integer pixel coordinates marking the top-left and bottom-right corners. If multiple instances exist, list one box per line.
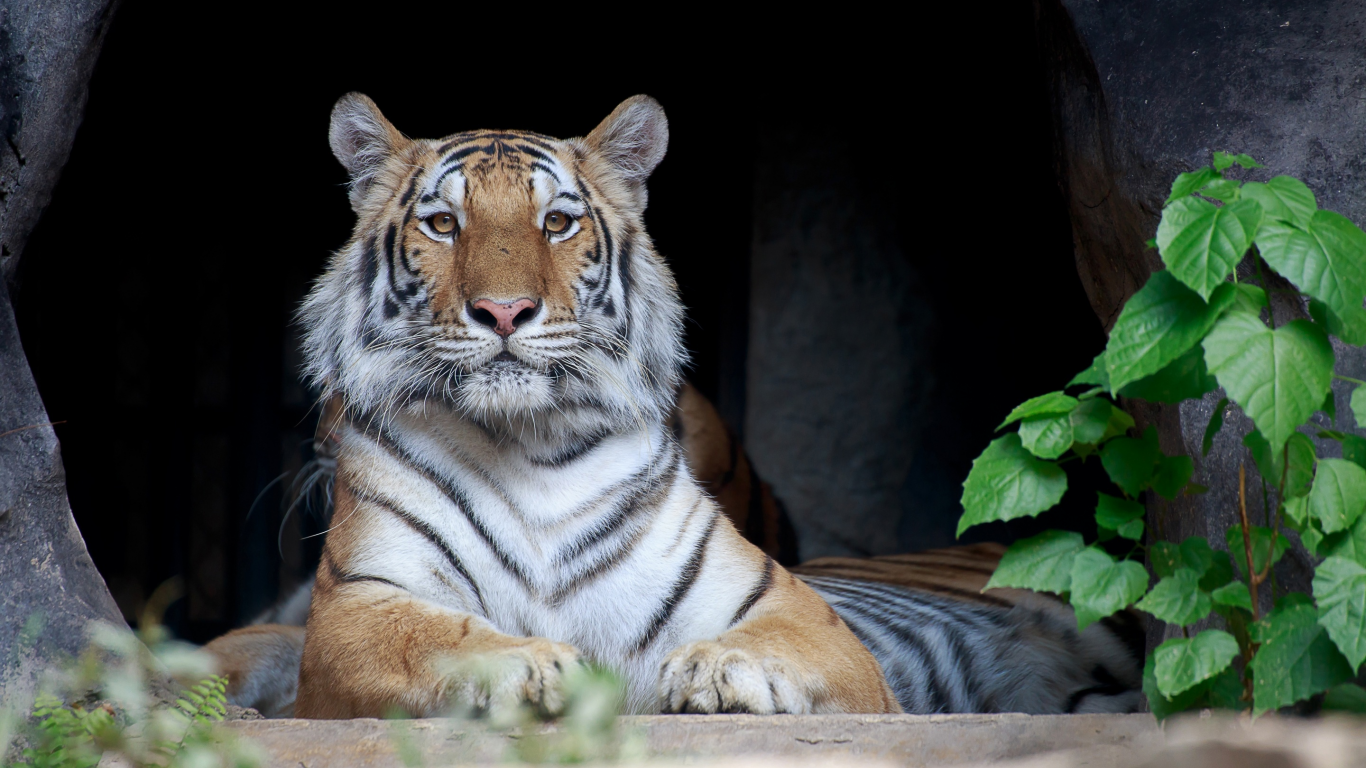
left=443, top=637, right=582, bottom=716
left=658, top=640, right=814, bottom=714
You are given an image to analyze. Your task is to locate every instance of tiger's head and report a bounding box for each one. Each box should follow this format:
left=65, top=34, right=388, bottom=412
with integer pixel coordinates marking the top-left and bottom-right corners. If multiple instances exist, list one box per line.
left=300, top=94, right=684, bottom=439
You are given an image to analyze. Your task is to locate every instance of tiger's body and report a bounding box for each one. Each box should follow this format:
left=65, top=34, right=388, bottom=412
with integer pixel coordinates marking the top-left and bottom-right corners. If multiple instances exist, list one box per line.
left=203, top=94, right=1143, bottom=720
left=288, top=94, right=896, bottom=718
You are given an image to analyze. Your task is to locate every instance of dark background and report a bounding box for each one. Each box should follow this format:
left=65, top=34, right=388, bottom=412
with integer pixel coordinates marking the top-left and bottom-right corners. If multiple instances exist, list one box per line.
left=13, top=4, right=1105, bottom=642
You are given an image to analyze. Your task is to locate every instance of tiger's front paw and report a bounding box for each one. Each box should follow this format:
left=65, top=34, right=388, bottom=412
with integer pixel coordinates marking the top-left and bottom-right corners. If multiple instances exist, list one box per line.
left=658, top=640, right=813, bottom=714
left=444, top=637, right=582, bottom=716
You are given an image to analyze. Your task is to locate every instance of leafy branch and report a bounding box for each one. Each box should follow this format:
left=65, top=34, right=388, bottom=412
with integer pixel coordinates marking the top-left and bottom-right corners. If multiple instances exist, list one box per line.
left=959, top=152, right=1366, bottom=718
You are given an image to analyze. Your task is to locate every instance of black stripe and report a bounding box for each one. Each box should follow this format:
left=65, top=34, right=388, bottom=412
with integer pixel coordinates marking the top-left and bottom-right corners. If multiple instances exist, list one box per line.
left=527, top=428, right=611, bottom=467
left=361, top=422, right=532, bottom=590
left=398, top=172, right=421, bottom=206
left=832, top=597, right=953, bottom=713
left=359, top=236, right=378, bottom=296
left=556, top=444, right=678, bottom=563
left=432, top=162, right=464, bottom=190
left=442, top=144, right=491, bottom=166
left=730, top=556, right=775, bottom=626
left=633, top=510, right=717, bottom=654
left=529, top=161, right=564, bottom=184
left=515, top=144, right=554, bottom=163
left=325, top=552, right=405, bottom=592
left=347, top=483, right=487, bottom=615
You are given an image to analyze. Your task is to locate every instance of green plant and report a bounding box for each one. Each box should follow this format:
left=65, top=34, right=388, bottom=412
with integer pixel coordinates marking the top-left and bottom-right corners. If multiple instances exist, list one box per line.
left=958, top=151, right=1366, bottom=718
left=3, top=589, right=262, bottom=767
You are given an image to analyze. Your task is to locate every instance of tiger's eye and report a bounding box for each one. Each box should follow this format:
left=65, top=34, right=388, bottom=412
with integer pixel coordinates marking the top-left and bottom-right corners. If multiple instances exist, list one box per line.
left=545, top=212, right=571, bottom=234
left=428, top=213, right=457, bottom=234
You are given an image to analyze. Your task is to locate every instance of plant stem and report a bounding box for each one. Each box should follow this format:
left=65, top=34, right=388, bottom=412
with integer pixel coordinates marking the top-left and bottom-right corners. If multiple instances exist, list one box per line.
left=1239, top=463, right=1261, bottom=622
left=1335, top=374, right=1366, bottom=386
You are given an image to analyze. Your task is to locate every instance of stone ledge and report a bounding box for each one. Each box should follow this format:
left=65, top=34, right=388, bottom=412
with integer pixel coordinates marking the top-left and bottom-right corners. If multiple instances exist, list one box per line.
left=223, top=713, right=1161, bottom=768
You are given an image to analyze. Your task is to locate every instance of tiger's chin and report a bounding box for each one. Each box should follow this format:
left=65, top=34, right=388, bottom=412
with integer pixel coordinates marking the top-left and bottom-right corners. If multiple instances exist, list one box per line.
left=453, top=359, right=557, bottom=419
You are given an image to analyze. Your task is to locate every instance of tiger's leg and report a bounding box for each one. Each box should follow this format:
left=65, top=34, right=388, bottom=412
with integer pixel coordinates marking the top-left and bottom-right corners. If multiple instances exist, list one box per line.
left=658, top=528, right=901, bottom=715
left=294, top=553, right=579, bottom=719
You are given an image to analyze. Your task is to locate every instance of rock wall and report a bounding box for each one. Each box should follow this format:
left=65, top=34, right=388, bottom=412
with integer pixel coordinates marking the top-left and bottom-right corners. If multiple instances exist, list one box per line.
left=0, top=0, right=123, bottom=700
left=1041, top=0, right=1366, bottom=644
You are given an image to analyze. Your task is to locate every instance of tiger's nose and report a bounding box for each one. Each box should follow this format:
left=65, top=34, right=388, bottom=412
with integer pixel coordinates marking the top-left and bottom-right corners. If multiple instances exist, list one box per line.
left=470, top=298, right=540, bottom=337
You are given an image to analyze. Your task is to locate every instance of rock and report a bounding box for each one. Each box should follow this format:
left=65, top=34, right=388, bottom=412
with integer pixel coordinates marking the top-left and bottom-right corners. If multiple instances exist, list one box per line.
left=0, top=0, right=119, bottom=281
left=1040, top=0, right=1366, bottom=645
left=0, top=279, right=125, bottom=705
left=223, top=713, right=1161, bottom=768
left=0, top=0, right=126, bottom=704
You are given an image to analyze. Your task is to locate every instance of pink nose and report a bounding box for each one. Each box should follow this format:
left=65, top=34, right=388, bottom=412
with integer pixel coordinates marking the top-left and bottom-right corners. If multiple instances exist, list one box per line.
left=471, top=298, right=539, bottom=337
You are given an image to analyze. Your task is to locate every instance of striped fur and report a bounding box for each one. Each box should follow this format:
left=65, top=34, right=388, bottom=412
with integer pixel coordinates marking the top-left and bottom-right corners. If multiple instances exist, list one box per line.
left=794, top=546, right=1144, bottom=714
left=284, top=94, right=896, bottom=718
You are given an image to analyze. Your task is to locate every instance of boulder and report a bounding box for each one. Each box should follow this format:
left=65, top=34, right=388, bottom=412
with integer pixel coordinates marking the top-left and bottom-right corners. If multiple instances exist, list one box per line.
left=1040, top=0, right=1366, bottom=645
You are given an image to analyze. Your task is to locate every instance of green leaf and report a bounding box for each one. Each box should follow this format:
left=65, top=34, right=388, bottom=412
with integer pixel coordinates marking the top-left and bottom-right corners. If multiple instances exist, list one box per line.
left=1143, top=654, right=1244, bottom=720
left=1105, top=272, right=1238, bottom=393
left=1227, top=525, right=1290, bottom=580
left=1068, top=353, right=1110, bottom=389
left=1343, top=435, right=1366, bottom=470
left=1309, top=458, right=1366, bottom=534
left=998, top=391, right=1078, bottom=431
left=958, top=435, right=1070, bottom=536
left=1323, top=683, right=1366, bottom=713
left=1284, top=432, right=1317, bottom=499
left=1203, top=398, right=1230, bottom=457
left=1211, top=581, right=1254, bottom=612
left=1203, top=314, right=1334, bottom=453
left=1151, top=536, right=1217, bottom=581
left=1215, top=152, right=1262, bottom=171
left=1199, top=177, right=1242, bottom=203
left=1118, top=345, right=1219, bottom=404
left=1069, top=398, right=1112, bottom=445
left=1137, top=568, right=1213, bottom=626
left=1244, top=429, right=1283, bottom=485
left=1069, top=546, right=1150, bottom=630
left=1142, top=652, right=1202, bottom=720
left=1117, top=519, right=1145, bottom=540
left=1166, top=167, right=1222, bottom=205
left=1100, top=406, right=1136, bottom=443
left=1353, top=387, right=1366, bottom=431
left=1256, top=210, right=1366, bottom=320
left=1321, top=386, right=1338, bottom=424
left=984, top=529, right=1086, bottom=594
left=1018, top=413, right=1074, bottom=460
left=1232, top=284, right=1268, bottom=314
left=1250, top=601, right=1354, bottom=714
left=1313, top=556, right=1366, bottom=671
left=1283, top=494, right=1311, bottom=532
left=1309, top=298, right=1366, bottom=346
left=1241, top=175, right=1316, bottom=228
left=1322, top=513, right=1366, bottom=568
left=1095, top=492, right=1145, bottom=531
left=1153, top=455, right=1195, bottom=501
left=1100, top=425, right=1162, bottom=496
left=1156, top=197, right=1262, bottom=300
left=1153, top=629, right=1240, bottom=698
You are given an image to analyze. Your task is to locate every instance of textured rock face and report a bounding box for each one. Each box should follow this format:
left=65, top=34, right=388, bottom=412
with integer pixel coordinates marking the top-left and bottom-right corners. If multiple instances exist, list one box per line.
left=745, top=130, right=933, bottom=560
left=1041, top=0, right=1366, bottom=644
left=0, top=0, right=124, bottom=700
left=0, top=0, right=118, bottom=280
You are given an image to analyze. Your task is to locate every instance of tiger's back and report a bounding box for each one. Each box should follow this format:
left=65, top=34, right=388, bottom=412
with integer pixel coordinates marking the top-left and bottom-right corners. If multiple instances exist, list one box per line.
left=794, top=545, right=1144, bottom=714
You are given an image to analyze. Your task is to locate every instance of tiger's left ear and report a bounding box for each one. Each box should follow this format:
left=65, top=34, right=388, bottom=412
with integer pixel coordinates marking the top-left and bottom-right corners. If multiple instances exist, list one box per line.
left=329, top=92, right=407, bottom=212
left=584, top=95, right=668, bottom=205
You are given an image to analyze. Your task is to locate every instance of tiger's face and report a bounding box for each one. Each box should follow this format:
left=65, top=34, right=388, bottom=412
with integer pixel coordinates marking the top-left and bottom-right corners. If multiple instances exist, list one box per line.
left=300, top=95, right=684, bottom=436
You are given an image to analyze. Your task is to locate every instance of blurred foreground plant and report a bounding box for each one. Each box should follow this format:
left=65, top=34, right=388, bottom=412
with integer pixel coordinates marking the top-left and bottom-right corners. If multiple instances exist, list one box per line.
left=3, top=581, right=262, bottom=768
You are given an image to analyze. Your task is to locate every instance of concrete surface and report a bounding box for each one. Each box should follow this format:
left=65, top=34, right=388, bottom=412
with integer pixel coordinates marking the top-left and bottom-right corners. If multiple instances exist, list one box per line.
left=222, top=713, right=1162, bottom=768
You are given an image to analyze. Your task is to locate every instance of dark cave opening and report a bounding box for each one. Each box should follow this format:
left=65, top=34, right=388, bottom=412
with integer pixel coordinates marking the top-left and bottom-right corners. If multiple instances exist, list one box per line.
left=13, top=4, right=1105, bottom=642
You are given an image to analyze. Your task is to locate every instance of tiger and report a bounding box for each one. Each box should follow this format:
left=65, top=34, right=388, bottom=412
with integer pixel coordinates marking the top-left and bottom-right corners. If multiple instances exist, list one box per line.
left=204, top=93, right=1145, bottom=720
left=284, top=93, right=899, bottom=718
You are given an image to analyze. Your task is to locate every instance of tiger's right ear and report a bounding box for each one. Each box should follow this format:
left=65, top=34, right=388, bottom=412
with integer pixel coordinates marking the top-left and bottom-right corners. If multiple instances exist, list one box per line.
left=329, top=93, right=406, bottom=211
